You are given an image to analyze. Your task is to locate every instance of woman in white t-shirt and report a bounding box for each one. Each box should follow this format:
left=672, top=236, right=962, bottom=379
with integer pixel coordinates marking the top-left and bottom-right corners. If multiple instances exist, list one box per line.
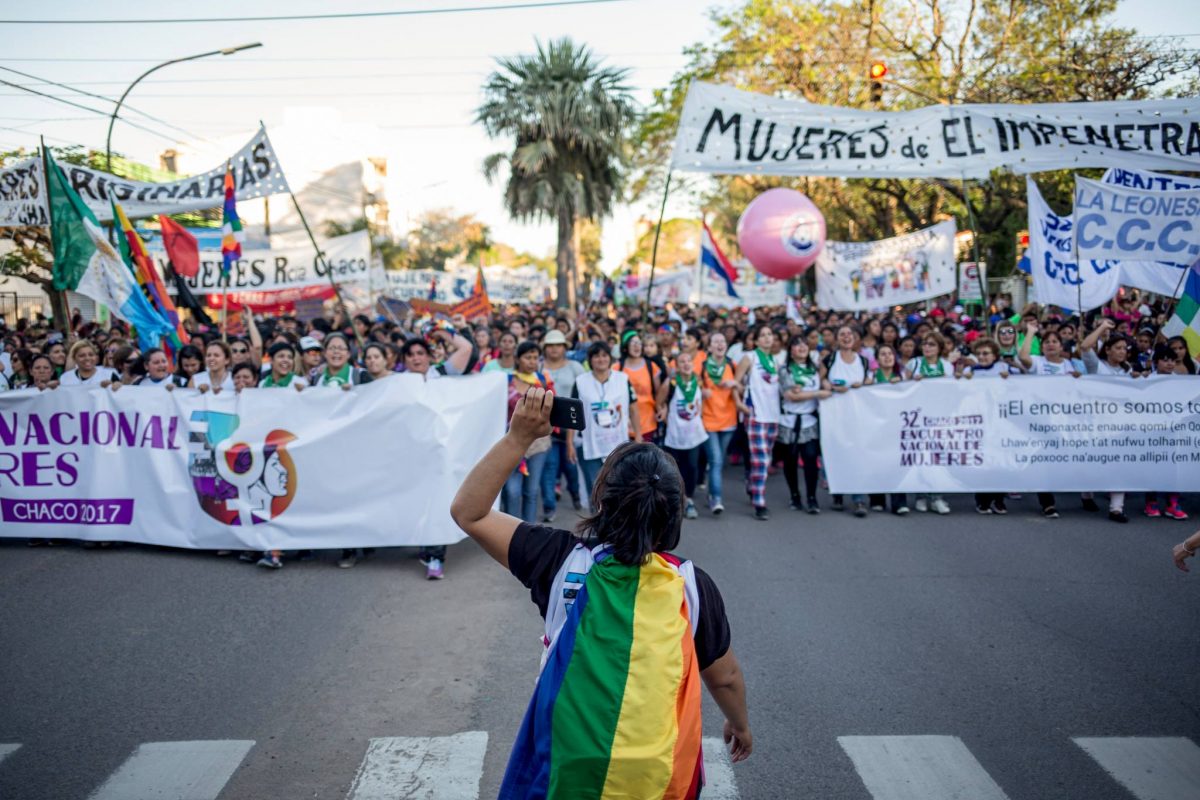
left=963, top=338, right=1010, bottom=514
left=1078, top=318, right=1135, bottom=523
left=904, top=332, right=956, bottom=381
left=58, top=341, right=119, bottom=387
left=821, top=325, right=873, bottom=517
left=189, top=340, right=235, bottom=393
left=568, top=342, right=642, bottom=497
left=662, top=352, right=709, bottom=521
left=735, top=324, right=782, bottom=521
left=1017, top=320, right=1081, bottom=377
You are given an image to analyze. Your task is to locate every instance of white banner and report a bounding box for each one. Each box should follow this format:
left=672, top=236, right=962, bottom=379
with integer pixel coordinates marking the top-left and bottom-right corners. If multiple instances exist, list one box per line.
left=696, top=265, right=788, bottom=308
left=957, top=261, right=987, bottom=302
left=0, top=127, right=290, bottom=226
left=1026, top=178, right=1121, bottom=311
left=163, top=230, right=371, bottom=293
left=820, top=377, right=1200, bottom=493
left=1102, top=168, right=1200, bottom=295
left=1074, top=176, right=1200, bottom=264
left=0, top=375, right=506, bottom=548
left=815, top=220, right=956, bottom=311
left=379, top=266, right=550, bottom=305
left=671, top=82, right=1200, bottom=179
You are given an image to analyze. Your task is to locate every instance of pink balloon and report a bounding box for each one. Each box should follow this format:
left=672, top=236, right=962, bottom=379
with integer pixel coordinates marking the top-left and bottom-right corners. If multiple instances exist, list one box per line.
left=736, top=188, right=827, bottom=280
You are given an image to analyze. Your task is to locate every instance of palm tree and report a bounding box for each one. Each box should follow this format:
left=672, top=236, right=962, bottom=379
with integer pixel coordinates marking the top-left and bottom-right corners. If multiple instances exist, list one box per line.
left=476, top=38, right=634, bottom=308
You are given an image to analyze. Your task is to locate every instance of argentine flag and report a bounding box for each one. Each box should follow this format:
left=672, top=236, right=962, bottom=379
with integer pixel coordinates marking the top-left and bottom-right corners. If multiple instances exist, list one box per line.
left=46, top=151, right=174, bottom=349
left=701, top=221, right=739, bottom=298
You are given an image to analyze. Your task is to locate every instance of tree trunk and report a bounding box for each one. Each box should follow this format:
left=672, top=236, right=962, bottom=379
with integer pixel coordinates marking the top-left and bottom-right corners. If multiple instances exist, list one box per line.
left=555, top=207, right=576, bottom=309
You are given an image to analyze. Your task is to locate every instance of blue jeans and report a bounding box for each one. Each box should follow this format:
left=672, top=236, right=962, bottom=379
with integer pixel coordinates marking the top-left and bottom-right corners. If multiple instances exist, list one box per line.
left=541, top=438, right=581, bottom=514
left=503, top=449, right=548, bottom=523
left=580, top=455, right=605, bottom=500
left=702, top=428, right=735, bottom=504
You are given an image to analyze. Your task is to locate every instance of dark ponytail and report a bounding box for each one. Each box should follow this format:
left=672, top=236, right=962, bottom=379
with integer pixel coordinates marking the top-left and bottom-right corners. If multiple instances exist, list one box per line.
left=577, top=442, right=684, bottom=565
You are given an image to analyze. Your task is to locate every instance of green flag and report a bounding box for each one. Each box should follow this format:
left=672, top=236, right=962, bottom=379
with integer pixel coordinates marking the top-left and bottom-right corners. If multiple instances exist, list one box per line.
left=45, top=149, right=100, bottom=292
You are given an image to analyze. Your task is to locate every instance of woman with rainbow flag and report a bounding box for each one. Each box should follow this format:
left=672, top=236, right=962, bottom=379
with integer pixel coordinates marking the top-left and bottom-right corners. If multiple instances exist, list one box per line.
left=452, top=388, right=751, bottom=799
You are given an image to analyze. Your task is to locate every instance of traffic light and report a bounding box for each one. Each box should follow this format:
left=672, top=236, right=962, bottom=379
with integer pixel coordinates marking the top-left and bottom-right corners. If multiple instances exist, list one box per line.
left=868, top=61, right=887, bottom=105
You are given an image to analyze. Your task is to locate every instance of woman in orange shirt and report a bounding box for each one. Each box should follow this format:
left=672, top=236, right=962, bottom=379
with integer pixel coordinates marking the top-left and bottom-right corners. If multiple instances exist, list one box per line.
left=699, top=331, right=747, bottom=515
left=617, top=331, right=666, bottom=444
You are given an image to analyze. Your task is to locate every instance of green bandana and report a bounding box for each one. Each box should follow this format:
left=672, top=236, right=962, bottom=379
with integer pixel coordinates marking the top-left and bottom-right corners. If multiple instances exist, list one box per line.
left=874, top=367, right=897, bottom=383
left=704, top=355, right=727, bottom=384
left=788, top=361, right=816, bottom=384
left=675, top=373, right=699, bottom=404
left=262, top=372, right=296, bottom=388
left=754, top=348, right=777, bottom=375
left=321, top=363, right=352, bottom=386
left=917, top=357, right=945, bottom=377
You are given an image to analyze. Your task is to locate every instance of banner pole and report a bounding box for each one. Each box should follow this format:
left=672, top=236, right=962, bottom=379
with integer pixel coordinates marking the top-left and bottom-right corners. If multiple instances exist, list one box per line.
left=644, top=169, right=673, bottom=314
left=221, top=284, right=228, bottom=343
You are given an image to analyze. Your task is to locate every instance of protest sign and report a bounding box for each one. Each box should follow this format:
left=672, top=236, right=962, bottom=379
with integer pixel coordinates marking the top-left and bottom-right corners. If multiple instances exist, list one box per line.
left=1025, top=178, right=1121, bottom=311
left=821, top=376, right=1200, bottom=493
left=957, top=262, right=987, bottom=303
left=1074, top=176, right=1200, bottom=264
left=0, top=375, right=506, bottom=548
left=671, top=82, right=1200, bottom=179
left=0, top=127, right=289, bottom=226
left=814, top=220, right=956, bottom=311
left=165, top=230, right=370, bottom=294
left=378, top=266, right=549, bottom=305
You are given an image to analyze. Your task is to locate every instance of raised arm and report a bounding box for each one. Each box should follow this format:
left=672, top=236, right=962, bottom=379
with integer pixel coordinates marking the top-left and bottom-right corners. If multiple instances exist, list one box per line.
left=1018, top=320, right=1037, bottom=369
left=450, top=387, right=554, bottom=569
left=443, top=331, right=475, bottom=375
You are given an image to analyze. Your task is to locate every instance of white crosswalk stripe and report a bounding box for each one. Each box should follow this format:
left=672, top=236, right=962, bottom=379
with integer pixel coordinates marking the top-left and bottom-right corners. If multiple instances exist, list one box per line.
left=346, top=732, right=488, bottom=800
left=0, top=744, right=21, bottom=766
left=838, top=735, right=1012, bottom=800
left=1074, top=737, right=1200, bottom=800
left=702, top=736, right=740, bottom=799
left=86, top=740, right=255, bottom=800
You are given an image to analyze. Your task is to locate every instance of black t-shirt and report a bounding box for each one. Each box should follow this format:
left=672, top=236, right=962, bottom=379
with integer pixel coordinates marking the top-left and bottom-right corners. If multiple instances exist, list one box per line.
left=507, top=522, right=731, bottom=670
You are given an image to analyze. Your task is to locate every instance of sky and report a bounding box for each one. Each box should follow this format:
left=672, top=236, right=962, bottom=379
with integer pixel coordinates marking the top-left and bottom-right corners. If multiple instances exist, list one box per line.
left=0, top=0, right=1195, bottom=272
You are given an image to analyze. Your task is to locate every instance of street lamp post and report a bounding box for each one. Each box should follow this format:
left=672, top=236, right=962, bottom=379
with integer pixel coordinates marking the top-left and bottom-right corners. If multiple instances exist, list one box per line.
left=105, top=42, right=262, bottom=174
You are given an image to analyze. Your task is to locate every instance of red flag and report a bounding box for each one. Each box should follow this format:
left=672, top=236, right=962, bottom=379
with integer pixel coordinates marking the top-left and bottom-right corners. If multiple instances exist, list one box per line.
left=158, top=215, right=200, bottom=277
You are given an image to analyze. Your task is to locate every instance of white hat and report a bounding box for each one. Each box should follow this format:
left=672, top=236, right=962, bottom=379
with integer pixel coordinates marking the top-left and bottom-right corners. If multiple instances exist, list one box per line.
left=300, top=336, right=323, bottom=352
left=542, top=330, right=568, bottom=345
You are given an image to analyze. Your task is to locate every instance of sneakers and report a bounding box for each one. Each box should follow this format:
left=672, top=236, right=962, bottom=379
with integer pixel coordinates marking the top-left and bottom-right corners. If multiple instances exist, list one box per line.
left=542, top=511, right=557, bottom=523
left=932, top=499, right=951, bottom=515
left=685, top=501, right=698, bottom=520
left=426, top=558, right=444, bottom=580
left=1164, top=503, right=1189, bottom=520
left=914, top=498, right=929, bottom=513
left=893, top=505, right=910, bottom=515
left=753, top=506, right=770, bottom=521
left=1144, top=502, right=1162, bottom=518
left=1042, top=506, right=1059, bottom=519
left=337, top=549, right=358, bottom=569
left=806, top=497, right=820, bottom=514
left=830, top=498, right=845, bottom=512
left=238, top=551, right=258, bottom=563
left=789, top=494, right=803, bottom=510
left=853, top=502, right=868, bottom=518
left=571, top=496, right=583, bottom=512
left=975, top=504, right=993, bottom=514
left=257, top=553, right=282, bottom=569
left=869, top=504, right=885, bottom=512
left=711, top=500, right=725, bottom=516
left=991, top=498, right=1008, bottom=515
left=1108, top=510, right=1129, bottom=524
left=1082, top=497, right=1100, bottom=512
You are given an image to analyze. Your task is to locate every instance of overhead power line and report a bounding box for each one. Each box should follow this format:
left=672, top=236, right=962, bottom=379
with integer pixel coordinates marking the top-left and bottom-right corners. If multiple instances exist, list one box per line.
left=0, top=0, right=625, bottom=25
left=0, top=78, right=182, bottom=144
left=0, top=65, right=213, bottom=144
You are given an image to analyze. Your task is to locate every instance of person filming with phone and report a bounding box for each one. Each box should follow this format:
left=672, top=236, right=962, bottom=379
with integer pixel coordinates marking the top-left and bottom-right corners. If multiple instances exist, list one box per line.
left=451, top=387, right=751, bottom=799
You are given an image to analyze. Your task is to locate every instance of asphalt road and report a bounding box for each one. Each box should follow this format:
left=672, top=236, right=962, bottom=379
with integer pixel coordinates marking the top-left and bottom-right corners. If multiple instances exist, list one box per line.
left=1, top=475, right=1198, bottom=800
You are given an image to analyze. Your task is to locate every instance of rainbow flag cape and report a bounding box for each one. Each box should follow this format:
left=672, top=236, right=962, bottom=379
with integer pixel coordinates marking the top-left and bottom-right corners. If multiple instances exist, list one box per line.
left=500, top=550, right=703, bottom=800
left=221, top=164, right=243, bottom=274
left=112, top=201, right=186, bottom=351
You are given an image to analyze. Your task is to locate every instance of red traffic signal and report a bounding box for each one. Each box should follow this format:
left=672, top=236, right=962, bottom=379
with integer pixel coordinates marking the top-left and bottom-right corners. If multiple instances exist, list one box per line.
left=869, top=62, right=888, bottom=80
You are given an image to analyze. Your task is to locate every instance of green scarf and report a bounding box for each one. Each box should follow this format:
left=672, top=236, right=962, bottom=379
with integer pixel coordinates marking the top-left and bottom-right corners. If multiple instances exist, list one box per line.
left=704, top=355, right=727, bottom=384
left=787, top=361, right=816, bottom=384
left=262, top=371, right=296, bottom=388
left=917, top=357, right=945, bottom=377
left=675, top=373, right=699, bottom=404
left=874, top=367, right=897, bottom=383
left=754, top=348, right=777, bottom=375
left=321, top=363, right=352, bottom=386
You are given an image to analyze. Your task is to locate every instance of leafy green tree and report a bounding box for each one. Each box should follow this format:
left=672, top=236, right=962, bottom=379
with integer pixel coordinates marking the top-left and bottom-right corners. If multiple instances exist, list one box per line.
left=399, top=209, right=492, bottom=271
left=477, top=38, right=635, bottom=307
left=634, top=0, right=1200, bottom=276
